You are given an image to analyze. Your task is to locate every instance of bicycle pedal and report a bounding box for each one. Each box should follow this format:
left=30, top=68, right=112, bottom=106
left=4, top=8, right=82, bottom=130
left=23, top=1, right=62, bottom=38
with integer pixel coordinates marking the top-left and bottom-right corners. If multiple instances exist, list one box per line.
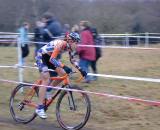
left=70, top=106, right=77, bottom=111
left=18, top=103, right=24, bottom=110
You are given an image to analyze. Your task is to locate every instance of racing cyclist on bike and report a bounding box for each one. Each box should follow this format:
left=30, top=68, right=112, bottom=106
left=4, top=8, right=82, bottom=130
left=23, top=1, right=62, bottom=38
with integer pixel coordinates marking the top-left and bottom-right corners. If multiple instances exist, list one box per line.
left=35, top=32, right=87, bottom=119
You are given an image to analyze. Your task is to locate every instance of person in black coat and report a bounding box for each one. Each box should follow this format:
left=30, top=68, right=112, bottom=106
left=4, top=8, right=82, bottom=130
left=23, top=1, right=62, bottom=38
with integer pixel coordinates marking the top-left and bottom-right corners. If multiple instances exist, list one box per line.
left=34, top=21, right=45, bottom=57
left=90, top=27, right=102, bottom=80
left=41, top=12, right=63, bottom=78
left=42, top=12, right=63, bottom=42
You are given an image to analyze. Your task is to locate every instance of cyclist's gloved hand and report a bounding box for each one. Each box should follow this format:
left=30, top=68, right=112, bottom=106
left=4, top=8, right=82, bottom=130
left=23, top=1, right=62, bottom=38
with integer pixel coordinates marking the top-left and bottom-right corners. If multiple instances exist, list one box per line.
left=63, top=65, right=72, bottom=74
left=79, top=68, right=87, bottom=77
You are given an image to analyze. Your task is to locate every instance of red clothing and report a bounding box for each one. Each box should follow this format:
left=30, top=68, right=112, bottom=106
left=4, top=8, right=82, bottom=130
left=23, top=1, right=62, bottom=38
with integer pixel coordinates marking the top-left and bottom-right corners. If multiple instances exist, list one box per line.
left=77, top=29, right=96, bottom=61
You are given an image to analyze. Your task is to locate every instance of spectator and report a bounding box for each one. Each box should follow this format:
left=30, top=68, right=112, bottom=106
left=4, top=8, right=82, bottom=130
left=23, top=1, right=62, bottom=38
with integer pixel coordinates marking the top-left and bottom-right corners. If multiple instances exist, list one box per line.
left=42, top=12, right=63, bottom=60
left=17, top=22, right=30, bottom=65
left=42, top=12, right=63, bottom=42
left=77, top=21, right=96, bottom=83
left=71, top=24, right=80, bottom=34
left=90, top=27, right=102, bottom=80
left=63, top=23, right=70, bottom=35
left=34, top=20, right=45, bottom=57
left=41, top=12, right=63, bottom=77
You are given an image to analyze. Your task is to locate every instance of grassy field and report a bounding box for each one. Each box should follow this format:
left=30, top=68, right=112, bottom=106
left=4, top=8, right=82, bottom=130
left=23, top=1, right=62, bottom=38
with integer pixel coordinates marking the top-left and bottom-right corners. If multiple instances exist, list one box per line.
left=0, top=45, right=160, bottom=130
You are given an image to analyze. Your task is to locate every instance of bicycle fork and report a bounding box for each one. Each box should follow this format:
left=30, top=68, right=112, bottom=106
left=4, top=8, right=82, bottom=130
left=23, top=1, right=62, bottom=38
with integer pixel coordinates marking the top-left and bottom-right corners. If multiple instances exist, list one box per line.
left=67, top=91, right=77, bottom=111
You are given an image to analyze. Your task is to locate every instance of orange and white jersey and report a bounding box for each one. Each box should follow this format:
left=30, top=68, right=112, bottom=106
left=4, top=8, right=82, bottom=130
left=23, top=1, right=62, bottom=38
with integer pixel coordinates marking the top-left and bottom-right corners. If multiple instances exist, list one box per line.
left=40, top=39, right=67, bottom=55
left=35, top=39, right=67, bottom=68
left=36, top=39, right=80, bottom=69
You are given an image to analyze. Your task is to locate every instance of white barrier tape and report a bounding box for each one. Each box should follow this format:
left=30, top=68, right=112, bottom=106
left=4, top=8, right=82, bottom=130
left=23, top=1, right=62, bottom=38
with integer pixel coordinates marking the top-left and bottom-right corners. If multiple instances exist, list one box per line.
left=0, top=40, right=17, bottom=42
left=101, top=34, right=136, bottom=36
left=0, top=39, right=160, bottom=50
left=100, top=35, right=160, bottom=39
left=0, top=31, right=160, bottom=36
left=78, top=45, right=160, bottom=50
left=0, top=32, right=34, bottom=35
left=27, top=40, right=160, bottom=50
left=101, top=33, right=160, bottom=36
left=0, top=36, right=63, bottom=40
left=0, top=65, right=56, bottom=72
left=0, top=78, right=160, bottom=107
left=0, top=65, right=38, bottom=69
left=0, top=65, right=160, bottom=83
left=88, top=73, right=160, bottom=83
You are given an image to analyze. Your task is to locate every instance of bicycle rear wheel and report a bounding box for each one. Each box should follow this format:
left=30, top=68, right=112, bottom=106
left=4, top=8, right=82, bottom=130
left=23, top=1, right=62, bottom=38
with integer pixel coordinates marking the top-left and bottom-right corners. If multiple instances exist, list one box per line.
left=10, top=84, right=39, bottom=123
left=56, top=85, right=91, bottom=130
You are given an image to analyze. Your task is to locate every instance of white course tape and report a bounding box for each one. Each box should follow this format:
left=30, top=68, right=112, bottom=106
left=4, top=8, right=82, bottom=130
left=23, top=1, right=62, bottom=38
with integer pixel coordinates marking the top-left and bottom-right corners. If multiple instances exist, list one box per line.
left=0, top=39, right=160, bottom=50
left=88, top=73, right=160, bottom=83
left=0, top=39, right=17, bottom=42
left=0, top=65, right=160, bottom=83
left=26, top=40, right=160, bottom=50
left=0, top=78, right=160, bottom=107
left=0, top=65, right=37, bottom=69
left=78, top=44, right=160, bottom=50
left=27, top=40, right=160, bottom=50
left=100, top=35, right=160, bottom=39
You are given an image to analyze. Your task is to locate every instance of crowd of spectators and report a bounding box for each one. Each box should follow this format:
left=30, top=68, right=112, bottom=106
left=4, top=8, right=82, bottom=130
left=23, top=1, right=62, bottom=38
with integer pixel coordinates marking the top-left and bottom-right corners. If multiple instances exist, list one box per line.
left=18, top=12, right=102, bottom=83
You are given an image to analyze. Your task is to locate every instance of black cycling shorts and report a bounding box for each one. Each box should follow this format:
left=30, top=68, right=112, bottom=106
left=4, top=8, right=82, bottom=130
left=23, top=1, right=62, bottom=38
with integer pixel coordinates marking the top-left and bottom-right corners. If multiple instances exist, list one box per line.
left=40, top=54, right=58, bottom=77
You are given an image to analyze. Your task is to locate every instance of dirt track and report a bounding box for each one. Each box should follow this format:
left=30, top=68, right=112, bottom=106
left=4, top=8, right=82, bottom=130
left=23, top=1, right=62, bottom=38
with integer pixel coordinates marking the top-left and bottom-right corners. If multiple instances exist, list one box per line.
left=1, top=47, right=160, bottom=130
left=0, top=116, right=91, bottom=130
left=0, top=104, right=91, bottom=130
left=0, top=116, right=62, bottom=130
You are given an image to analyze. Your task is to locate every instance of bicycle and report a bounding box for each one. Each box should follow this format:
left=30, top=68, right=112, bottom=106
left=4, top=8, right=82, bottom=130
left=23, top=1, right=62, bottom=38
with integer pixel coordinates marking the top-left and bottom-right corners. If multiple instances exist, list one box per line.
left=9, top=70, right=91, bottom=130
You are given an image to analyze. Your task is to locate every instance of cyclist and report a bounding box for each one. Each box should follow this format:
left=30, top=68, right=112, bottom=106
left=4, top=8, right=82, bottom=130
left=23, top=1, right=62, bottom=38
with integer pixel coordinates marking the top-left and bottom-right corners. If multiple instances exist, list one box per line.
left=35, top=32, right=87, bottom=119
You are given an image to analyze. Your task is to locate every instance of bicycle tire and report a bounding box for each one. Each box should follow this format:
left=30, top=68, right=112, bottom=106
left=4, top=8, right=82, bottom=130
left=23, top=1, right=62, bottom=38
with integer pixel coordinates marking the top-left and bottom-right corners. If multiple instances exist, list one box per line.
left=56, top=85, right=91, bottom=130
left=9, top=84, right=38, bottom=124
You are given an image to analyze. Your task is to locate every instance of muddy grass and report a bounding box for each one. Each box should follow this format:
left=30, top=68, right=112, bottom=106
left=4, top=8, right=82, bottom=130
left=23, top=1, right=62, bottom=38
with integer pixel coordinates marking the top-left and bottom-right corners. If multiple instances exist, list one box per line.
left=0, top=46, right=160, bottom=130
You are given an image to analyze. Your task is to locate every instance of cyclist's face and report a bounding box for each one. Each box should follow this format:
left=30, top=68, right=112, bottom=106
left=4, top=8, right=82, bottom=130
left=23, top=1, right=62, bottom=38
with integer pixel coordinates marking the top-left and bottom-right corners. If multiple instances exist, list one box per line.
left=68, top=40, right=77, bottom=51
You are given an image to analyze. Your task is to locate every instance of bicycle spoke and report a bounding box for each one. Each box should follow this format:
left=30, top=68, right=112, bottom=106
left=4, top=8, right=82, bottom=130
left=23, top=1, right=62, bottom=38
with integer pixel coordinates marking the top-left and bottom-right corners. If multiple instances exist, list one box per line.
left=10, top=84, right=38, bottom=123
left=61, top=94, right=86, bottom=124
left=56, top=86, right=91, bottom=130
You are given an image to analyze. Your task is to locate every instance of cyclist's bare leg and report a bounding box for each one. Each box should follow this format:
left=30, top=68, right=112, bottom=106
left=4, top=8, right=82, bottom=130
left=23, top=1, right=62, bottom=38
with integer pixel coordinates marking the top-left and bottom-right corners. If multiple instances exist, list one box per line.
left=35, top=71, right=50, bottom=118
left=38, top=71, right=50, bottom=104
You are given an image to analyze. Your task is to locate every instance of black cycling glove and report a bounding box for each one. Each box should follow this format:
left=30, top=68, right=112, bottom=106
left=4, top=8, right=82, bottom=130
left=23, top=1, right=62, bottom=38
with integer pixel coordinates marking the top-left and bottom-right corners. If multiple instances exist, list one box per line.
left=63, top=65, right=72, bottom=74
left=79, top=68, right=87, bottom=77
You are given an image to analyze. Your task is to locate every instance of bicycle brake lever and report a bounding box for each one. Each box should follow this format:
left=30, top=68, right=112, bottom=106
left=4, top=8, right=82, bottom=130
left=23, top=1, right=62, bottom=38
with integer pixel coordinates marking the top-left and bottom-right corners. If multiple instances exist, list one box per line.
left=70, top=71, right=77, bottom=74
left=76, top=75, right=84, bottom=83
left=68, top=71, right=77, bottom=77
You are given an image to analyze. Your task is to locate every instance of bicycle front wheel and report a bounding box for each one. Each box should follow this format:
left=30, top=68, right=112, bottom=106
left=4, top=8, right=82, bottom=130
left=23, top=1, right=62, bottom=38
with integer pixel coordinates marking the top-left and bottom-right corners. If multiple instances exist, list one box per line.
left=56, top=85, right=91, bottom=130
left=10, top=84, right=39, bottom=124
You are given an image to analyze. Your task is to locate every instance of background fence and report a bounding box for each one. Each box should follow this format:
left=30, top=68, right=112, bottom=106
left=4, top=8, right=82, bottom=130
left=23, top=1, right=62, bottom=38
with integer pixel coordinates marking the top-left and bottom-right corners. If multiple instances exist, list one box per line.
left=1, top=32, right=160, bottom=46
